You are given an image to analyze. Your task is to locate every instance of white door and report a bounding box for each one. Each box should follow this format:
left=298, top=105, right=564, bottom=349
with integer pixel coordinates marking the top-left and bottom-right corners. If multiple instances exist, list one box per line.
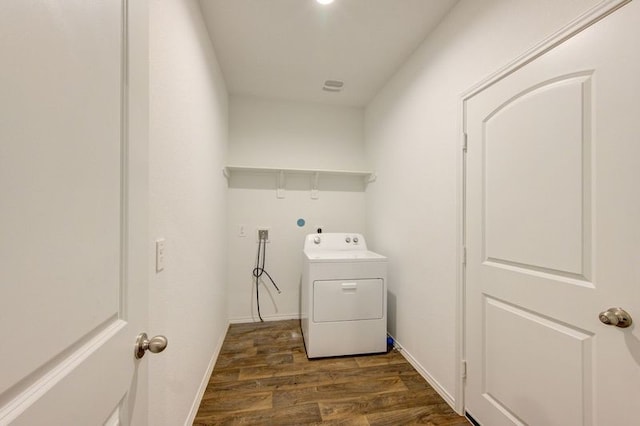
left=464, top=1, right=640, bottom=425
left=0, top=1, right=150, bottom=424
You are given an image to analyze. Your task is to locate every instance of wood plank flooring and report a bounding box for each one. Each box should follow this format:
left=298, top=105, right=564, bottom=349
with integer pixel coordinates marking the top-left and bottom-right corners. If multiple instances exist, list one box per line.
left=194, top=320, right=469, bottom=425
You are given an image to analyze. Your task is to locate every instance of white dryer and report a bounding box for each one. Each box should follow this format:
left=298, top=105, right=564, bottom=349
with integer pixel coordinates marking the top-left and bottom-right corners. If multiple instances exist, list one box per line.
left=301, top=233, right=387, bottom=358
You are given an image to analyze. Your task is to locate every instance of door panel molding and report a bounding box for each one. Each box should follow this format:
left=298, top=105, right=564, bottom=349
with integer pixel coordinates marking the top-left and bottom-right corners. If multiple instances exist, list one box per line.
left=482, top=296, right=594, bottom=426
left=481, top=75, right=592, bottom=278
left=0, top=319, right=126, bottom=421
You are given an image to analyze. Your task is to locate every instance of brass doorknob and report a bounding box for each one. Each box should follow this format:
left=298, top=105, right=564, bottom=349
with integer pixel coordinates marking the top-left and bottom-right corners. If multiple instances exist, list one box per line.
left=599, top=307, right=632, bottom=328
left=134, top=332, right=168, bottom=359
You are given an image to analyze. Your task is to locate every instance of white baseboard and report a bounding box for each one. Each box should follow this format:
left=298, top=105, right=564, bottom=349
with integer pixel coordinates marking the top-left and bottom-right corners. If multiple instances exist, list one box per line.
left=391, top=337, right=457, bottom=410
left=228, top=313, right=300, bottom=324
left=184, top=321, right=230, bottom=426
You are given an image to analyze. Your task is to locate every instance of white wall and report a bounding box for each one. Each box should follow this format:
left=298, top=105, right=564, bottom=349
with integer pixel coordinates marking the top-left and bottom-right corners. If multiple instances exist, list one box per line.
left=227, top=96, right=367, bottom=321
left=228, top=95, right=367, bottom=170
left=365, top=0, right=601, bottom=406
left=149, top=0, right=228, bottom=424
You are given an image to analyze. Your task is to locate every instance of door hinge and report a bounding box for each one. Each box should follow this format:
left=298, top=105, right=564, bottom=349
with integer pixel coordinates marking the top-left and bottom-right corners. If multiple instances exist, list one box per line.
left=462, top=246, right=467, bottom=265
left=461, top=360, right=467, bottom=379
left=463, top=133, right=468, bottom=152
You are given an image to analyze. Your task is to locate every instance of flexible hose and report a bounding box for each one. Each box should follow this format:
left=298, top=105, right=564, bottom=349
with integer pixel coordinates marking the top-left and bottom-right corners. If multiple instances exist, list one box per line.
left=252, top=237, right=281, bottom=322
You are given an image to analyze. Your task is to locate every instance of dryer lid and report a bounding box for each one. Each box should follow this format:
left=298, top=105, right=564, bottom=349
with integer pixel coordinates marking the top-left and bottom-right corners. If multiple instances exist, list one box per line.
left=304, top=250, right=387, bottom=262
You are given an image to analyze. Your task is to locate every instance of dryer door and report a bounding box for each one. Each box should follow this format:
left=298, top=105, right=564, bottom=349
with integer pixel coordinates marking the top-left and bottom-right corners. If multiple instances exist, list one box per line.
left=313, top=279, right=384, bottom=322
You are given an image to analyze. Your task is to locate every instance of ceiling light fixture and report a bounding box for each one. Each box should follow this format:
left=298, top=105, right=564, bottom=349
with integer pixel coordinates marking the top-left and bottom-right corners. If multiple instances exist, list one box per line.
left=316, top=0, right=334, bottom=5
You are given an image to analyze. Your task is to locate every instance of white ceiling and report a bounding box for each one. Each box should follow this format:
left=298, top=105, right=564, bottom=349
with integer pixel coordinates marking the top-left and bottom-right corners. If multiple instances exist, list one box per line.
left=199, top=0, right=459, bottom=107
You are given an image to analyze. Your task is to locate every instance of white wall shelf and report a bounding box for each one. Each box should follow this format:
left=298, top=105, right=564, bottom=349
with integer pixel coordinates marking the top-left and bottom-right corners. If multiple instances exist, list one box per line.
left=223, top=165, right=376, bottom=181
left=223, top=165, right=376, bottom=198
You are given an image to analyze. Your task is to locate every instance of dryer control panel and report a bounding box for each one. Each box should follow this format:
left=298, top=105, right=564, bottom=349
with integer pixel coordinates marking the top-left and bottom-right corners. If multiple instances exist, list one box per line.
left=304, top=233, right=367, bottom=252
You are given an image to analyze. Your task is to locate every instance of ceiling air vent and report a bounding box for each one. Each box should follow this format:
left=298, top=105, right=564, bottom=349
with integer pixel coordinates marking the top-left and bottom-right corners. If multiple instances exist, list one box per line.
left=322, top=80, right=344, bottom=92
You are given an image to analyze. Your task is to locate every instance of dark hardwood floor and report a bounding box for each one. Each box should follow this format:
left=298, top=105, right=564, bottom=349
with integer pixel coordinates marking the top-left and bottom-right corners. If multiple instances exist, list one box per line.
left=194, top=320, right=469, bottom=425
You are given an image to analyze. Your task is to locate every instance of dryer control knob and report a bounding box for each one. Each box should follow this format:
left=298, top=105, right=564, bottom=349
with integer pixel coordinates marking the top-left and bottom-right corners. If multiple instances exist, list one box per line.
left=353, top=237, right=359, bottom=244
left=345, top=237, right=351, bottom=243
left=314, top=236, right=321, bottom=244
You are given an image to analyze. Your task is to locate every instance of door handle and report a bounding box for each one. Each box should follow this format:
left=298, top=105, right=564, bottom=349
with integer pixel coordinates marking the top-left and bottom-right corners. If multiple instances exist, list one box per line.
left=598, top=307, right=632, bottom=328
left=134, top=332, right=168, bottom=359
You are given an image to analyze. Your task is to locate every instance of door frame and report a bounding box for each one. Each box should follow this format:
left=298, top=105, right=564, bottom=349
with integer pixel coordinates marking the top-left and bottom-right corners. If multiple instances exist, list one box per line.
left=121, top=0, right=149, bottom=423
left=455, top=0, right=630, bottom=416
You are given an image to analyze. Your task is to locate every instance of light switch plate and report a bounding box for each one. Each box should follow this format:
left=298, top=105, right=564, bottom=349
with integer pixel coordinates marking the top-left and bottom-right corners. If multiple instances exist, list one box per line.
left=156, top=239, right=165, bottom=272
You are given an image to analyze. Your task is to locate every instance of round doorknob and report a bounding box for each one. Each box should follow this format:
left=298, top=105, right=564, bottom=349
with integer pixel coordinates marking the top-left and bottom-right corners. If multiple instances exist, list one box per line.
left=598, top=307, right=632, bottom=328
left=135, top=332, right=168, bottom=359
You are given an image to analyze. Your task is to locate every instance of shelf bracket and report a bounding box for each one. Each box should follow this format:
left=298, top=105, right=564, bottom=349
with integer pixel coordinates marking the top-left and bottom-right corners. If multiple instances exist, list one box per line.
left=366, top=173, right=377, bottom=184
left=311, top=172, right=320, bottom=199
left=222, top=167, right=230, bottom=180
left=276, top=170, right=286, bottom=199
